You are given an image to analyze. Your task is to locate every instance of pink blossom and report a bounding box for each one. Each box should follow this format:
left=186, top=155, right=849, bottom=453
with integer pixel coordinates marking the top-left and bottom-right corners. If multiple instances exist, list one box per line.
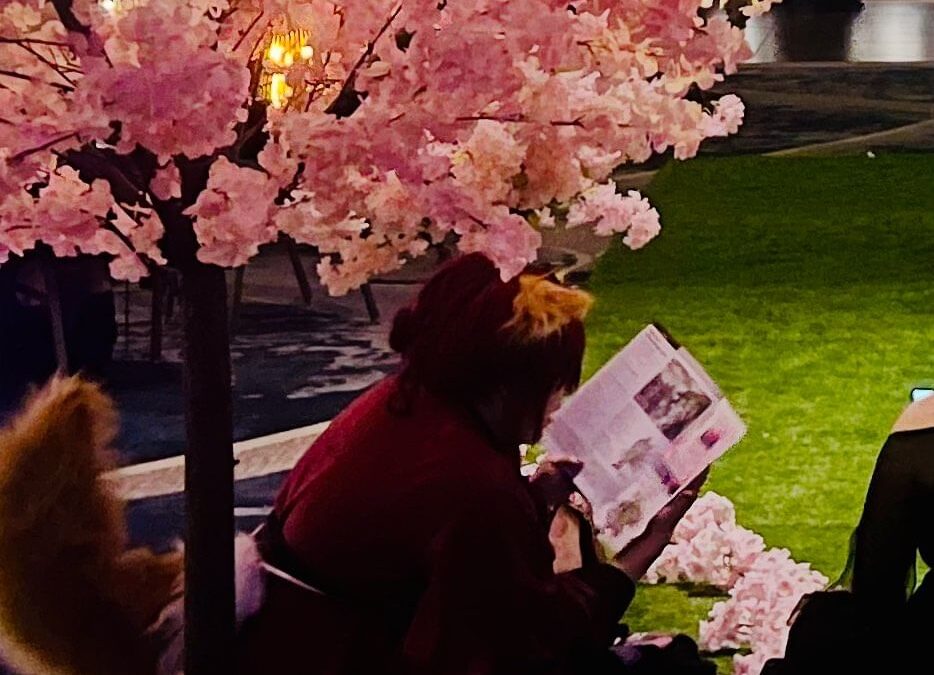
left=741, top=0, right=784, bottom=18
left=451, top=121, right=526, bottom=206
left=7, top=167, right=115, bottom=258
left=645, top=492, right=765, bottom=589
left=109, top=253, right=148, bottom=282
left=151, top=163, right=182, bottom=201
left=624, top=207, right=662, bottom=250
left=185, top=158, right=279, bottom=268
left=363, top=171, right=420, bottom=229
left=699, top=548, right=828, bottom=674
left=1, top=0, right=776, bottom=293
left=459, top=207, right=542, bottom=281
left=567, top=185, right=662, bottom=247
left=704, top=94, right=746, bottom=137
left=520, top=137, right=586, bottom=208
left=577, top=146, right=624, bottom=183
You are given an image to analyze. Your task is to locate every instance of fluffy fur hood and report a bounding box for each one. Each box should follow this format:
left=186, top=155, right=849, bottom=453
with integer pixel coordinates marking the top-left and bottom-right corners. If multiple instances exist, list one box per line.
left=0, top=377, right=182, bottom=675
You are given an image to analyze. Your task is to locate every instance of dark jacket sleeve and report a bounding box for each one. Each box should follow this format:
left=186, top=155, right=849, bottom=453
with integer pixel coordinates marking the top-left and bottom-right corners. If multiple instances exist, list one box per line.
left=852, top=429, right=934, bottom=613
left=401, top=486, right=635, bottom=674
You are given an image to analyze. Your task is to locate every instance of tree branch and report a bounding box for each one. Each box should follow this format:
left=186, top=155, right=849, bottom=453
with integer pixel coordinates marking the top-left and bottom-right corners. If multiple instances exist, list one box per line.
left=0, top=37, right=74, bottom=49
left=16, top=43, right=79, bottom=87
left=232, top=11, right=264, bottom=52
left=10, top=131, right=78, bottom=163
left=50, top=0, right=108, bottom=62
left=456, top=114, right=586, bottom=128
left=50, top=0, right=91, bottom=37
left=102, top=216, right=138, bottom=253
left=56, top=145, right=154, bottom=205
left=0, top=68, right=73, bottom=92
left=325, top=3, right=402, bottom=118
left=102, top=211, right=160, bottom=274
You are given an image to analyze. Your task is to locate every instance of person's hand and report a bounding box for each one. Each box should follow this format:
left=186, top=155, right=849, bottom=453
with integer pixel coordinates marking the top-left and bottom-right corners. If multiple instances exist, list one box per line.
left=611, top=469, right=709, bottom=581
left=528, top=458, right=583, bottom=511
left=549, top=505, right=584, bottom=573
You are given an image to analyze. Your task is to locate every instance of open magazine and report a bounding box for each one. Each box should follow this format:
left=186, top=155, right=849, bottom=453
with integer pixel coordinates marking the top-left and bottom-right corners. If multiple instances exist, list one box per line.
left=541, top=324, right=747, bottom=556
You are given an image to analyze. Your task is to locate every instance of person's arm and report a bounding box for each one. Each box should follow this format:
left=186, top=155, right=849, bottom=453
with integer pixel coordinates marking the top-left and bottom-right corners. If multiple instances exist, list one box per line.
left=612, top=471, right=707, bottom=581
left=402, top=487, right=635, bottom=674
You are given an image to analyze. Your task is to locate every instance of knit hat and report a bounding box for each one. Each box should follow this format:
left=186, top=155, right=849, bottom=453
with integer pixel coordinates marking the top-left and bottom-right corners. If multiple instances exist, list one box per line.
left=390, top=253, right=592, bottom=440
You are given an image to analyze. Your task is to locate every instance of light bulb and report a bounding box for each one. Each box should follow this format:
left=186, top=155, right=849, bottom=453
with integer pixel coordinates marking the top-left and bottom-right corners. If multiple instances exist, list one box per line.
left=270, top=73, right=289, bottom=109
left=300, top=45, right=314, bottom=60
left=267, top=42, right=285, bottom=65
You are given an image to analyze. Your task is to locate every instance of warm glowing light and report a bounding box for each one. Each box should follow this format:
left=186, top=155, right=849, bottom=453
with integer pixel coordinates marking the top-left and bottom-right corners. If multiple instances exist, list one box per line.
left=268, top=73, right=293, bottom=110
left=267, top=42, right=286, bottom=64
left=264, top=30, right=312, bottom=67
left=99, top=0, right=141, bottom=13
left=258, top=29, right=315, bottom=109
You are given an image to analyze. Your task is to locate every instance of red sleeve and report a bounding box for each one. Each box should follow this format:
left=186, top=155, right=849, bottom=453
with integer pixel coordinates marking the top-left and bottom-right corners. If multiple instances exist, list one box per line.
left=401, top=487, right=635, bottom=674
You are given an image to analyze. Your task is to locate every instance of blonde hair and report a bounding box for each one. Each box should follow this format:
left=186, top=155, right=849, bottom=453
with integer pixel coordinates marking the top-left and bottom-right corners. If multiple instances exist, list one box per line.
left=506, top=274, right=593, bottom=342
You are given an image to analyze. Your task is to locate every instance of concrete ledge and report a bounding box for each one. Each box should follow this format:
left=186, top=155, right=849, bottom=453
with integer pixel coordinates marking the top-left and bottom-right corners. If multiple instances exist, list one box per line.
left=105, top=421, right=330, bottom=501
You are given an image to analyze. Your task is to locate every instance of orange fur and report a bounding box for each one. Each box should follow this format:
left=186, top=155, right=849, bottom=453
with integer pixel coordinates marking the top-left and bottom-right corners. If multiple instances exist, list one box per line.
left=0, top=376, right=181, bottom=675
left=506, top=274, right=593, bottom=342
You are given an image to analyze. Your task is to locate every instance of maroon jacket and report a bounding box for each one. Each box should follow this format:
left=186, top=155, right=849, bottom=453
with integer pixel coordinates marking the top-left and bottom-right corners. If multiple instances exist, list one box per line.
left=237, top=376, right=634, bottom=674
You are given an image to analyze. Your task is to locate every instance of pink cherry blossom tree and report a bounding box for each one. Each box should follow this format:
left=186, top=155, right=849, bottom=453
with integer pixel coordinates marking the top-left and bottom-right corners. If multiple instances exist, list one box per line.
left=0, top=0, right=776, bottom=669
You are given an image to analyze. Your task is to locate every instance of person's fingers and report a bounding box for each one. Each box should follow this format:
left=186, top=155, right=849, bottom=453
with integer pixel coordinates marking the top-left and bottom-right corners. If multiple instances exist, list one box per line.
left=549, top=458, right=585, bottom=479
left=529, top=462, right=580, bottom=511
left=550, top=507, right=571, bottom=537
left=550, top=506, right=584, bottom=573
left=685, top=467, right=710, bottom=491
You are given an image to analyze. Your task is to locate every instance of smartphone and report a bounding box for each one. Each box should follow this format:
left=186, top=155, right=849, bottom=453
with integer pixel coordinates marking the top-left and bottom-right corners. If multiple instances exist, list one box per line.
left=911, top=388, right=934, bottom=402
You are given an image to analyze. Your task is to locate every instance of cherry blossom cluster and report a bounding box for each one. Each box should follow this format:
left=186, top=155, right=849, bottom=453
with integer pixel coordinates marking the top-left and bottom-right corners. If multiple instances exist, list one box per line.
left=701, top=549, right=827, bottom=675
left=1, top=0, right=776, bottom=291
left=644, top=492, right=826, bottom=675
left=644, top=491, right=766, bottom=589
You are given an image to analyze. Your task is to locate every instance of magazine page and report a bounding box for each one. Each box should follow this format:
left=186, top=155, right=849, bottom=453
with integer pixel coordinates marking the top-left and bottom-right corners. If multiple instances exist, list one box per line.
left=541, top=325, right=746, bottom=555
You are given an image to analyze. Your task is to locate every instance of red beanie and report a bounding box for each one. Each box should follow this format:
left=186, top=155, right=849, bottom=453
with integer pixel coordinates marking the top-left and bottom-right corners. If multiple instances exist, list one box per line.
left=390, top=253, right=592, bottom=437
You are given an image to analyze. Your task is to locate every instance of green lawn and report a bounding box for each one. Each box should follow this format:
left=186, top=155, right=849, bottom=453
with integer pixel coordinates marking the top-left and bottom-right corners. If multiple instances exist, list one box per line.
left=584, top=154, right=934, bottom=663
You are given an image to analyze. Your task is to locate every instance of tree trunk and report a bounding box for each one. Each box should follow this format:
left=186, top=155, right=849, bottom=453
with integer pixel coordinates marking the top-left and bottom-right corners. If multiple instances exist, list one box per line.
left=180, top=260, right=235, bottom=675
left=38, top=255, right=69, bottom=372
left=150, top=268, right=164, bottom=362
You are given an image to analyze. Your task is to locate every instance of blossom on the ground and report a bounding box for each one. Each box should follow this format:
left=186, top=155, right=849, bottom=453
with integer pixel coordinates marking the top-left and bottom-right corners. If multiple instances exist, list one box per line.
left=646, top=491, right=827, bottom=675
left=699, top=548, right=828, bottom=673
left=645, top=492, right=766, bottom=589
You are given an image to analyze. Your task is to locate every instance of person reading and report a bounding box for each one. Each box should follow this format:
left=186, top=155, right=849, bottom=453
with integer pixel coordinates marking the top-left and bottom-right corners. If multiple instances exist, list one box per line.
left=236, top=253, right=708, bottom=674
